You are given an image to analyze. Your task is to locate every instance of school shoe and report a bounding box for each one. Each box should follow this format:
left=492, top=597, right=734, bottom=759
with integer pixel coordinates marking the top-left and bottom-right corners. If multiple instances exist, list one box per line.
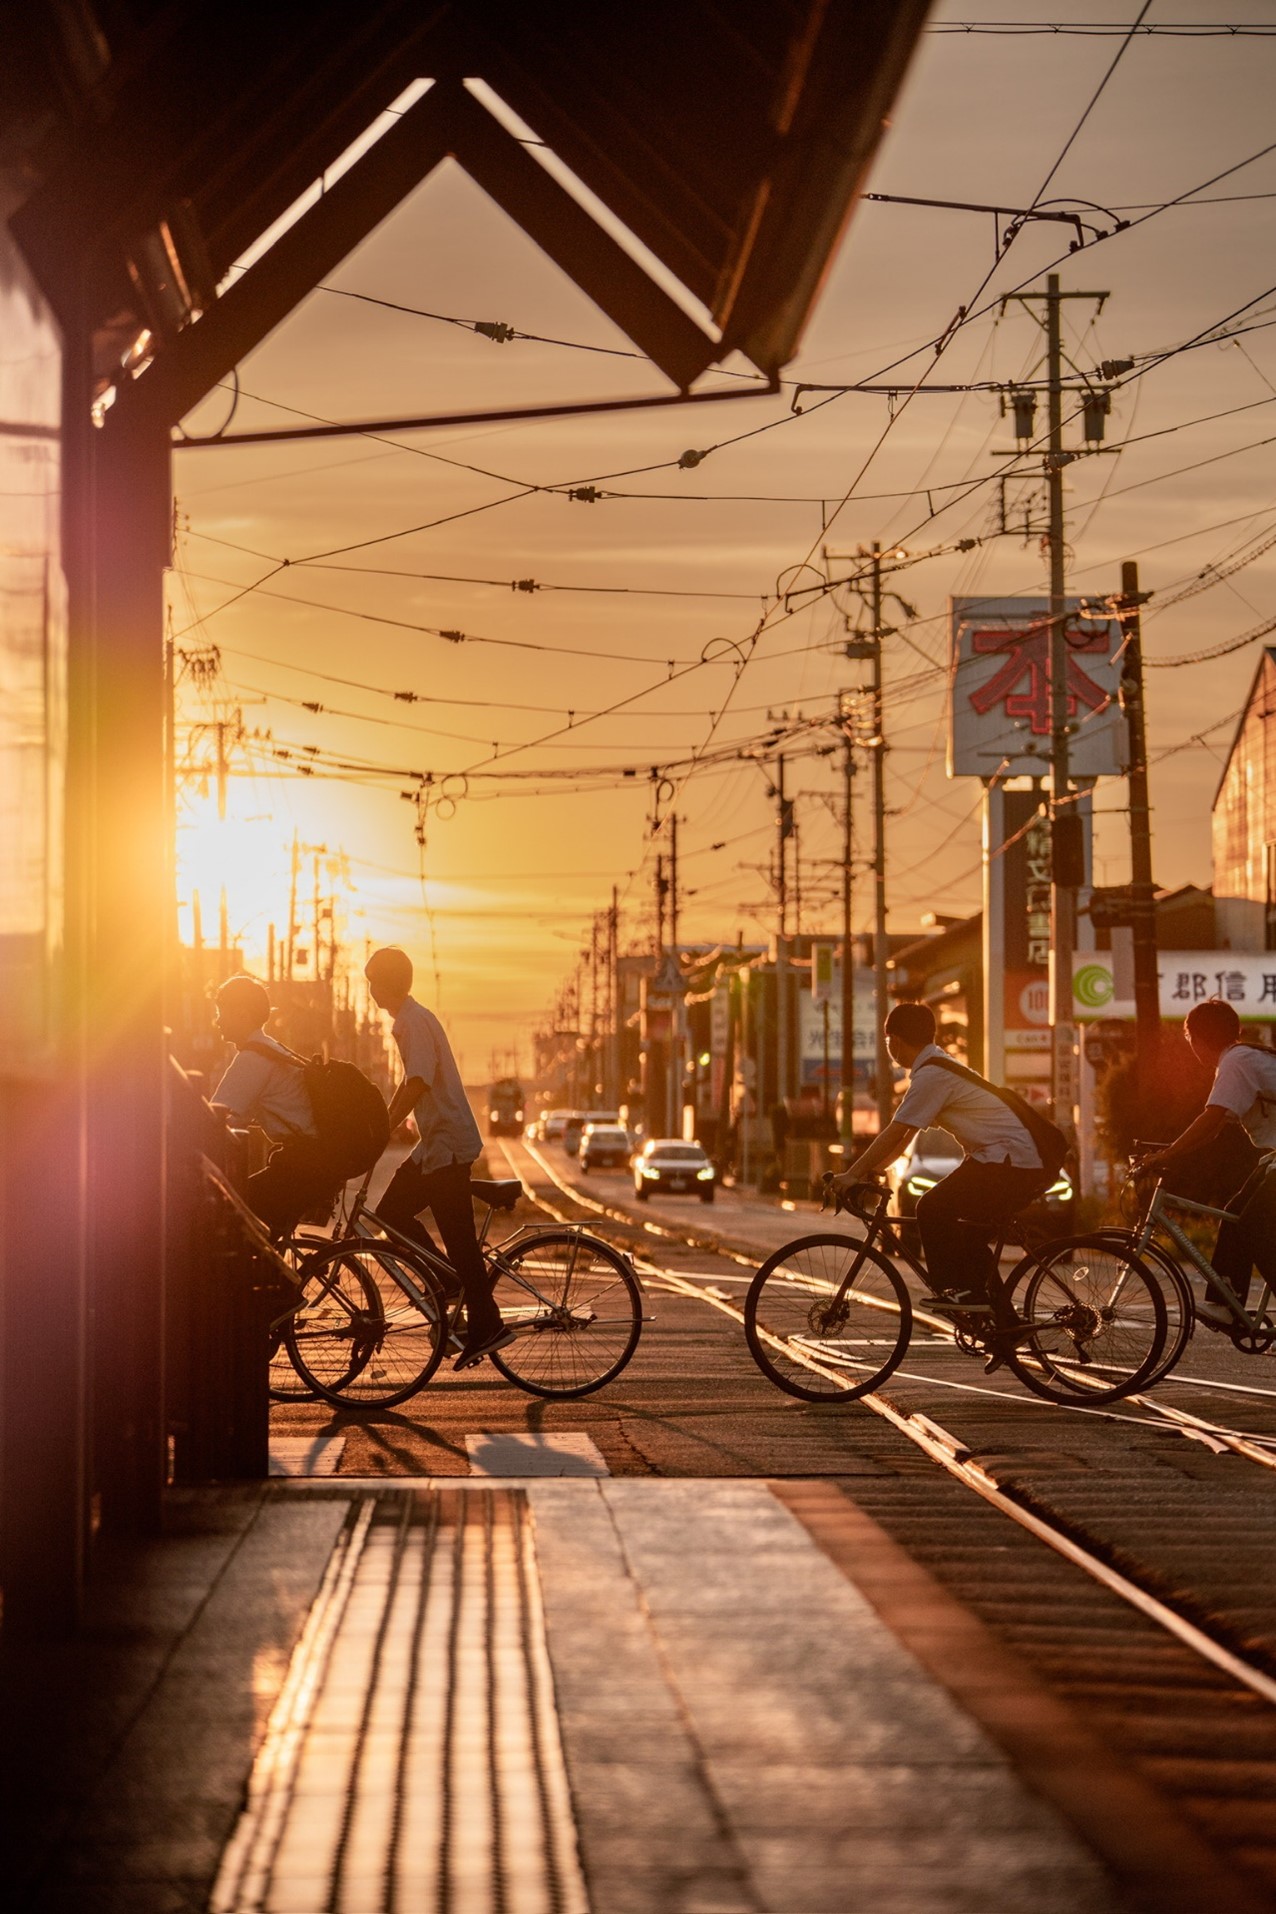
left=453, top=1323, right=517, bottom=1370
left=1195, top=1296, right=1244, bottom=1333
left=926, top=1290, right=994, bottom=1318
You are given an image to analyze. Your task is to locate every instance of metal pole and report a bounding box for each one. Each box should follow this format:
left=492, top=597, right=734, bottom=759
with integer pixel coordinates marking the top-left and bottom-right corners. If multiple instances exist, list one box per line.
left=1118, top=560, right=1159, bottom=1108
left=870, top=545, right=892, bottom=1131
left=1046, top=273, right=1079, bottom=1133
left=840, top=714, right=855, bottom=1145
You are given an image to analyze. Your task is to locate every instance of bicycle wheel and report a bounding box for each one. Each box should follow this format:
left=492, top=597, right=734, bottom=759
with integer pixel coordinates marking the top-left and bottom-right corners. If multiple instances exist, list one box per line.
left=744, top=1232, right=912, bottom=1403
left=1002, top=1234, right=1168, bottom=1404
left=1093, top=1228, right=1193, bottom=1385
left=487, top=1230, right=642, bottom=1398
left=269, top=1232, right=344, bottom=1401
left=284, top=1241, right=448, bottom=1408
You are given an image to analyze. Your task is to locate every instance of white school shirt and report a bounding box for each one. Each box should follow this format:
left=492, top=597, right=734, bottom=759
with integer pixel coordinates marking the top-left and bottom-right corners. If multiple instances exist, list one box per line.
left=391, top=995, right=482, bottom=1175
left=892, top=1044, right=1043, bottom=1170
left=1206, top=1041, right=1276, bottom=1149
left=212, top=1029, right=317, bottom=1143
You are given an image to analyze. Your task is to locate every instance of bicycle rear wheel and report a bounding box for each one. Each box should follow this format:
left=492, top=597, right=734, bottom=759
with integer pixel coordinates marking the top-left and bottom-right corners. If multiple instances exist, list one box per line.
left=284, top=1241, right=447, bottom=1408
left=1002, top=1235, right=1167, bottom=1404
left=744, top=1233, right=912, bottom=1402
left=487, top=1230, right=642, bottom=1398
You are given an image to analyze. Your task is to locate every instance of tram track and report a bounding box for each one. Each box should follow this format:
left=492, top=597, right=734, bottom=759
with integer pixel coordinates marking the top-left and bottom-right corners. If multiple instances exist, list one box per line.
left=503, top=1138, right=1276, bottom=1682
left=503, top=1137, right=1276, bottom=1466
left=500, top=1135, right=1276, bottom=1900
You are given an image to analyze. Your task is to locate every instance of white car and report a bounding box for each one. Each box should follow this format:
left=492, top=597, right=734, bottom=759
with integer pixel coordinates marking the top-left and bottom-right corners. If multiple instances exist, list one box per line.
left=887, top=1128, right=964, bottom=1247
left=634, top=1138, right=716, bottom=1203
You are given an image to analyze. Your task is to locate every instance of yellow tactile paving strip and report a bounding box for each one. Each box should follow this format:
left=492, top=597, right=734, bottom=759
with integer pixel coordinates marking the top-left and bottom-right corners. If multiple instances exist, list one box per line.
left=211, top=1490, right=588, bottom=1914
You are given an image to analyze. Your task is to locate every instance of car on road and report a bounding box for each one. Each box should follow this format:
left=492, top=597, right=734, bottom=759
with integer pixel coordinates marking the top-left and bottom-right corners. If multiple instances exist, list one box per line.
left=634, top=1138, right=716, bottom=1203
left=887, top=1125, right=1075, bottom=1249
left=579, top=1123, right=632, bottom=1172
left=564, top=1111, right=620, bottom=1157
left=538, top=1108, right=574, bottom=1144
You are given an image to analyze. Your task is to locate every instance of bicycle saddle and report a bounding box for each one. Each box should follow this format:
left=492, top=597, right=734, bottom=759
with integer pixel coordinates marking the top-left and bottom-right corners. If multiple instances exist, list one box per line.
left=470, top=1177, right=523, bottom=1211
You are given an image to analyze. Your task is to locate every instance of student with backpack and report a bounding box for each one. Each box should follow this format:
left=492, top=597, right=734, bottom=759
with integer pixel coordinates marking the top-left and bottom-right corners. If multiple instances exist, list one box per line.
left=210, top=974, right=344, bottom=1237
left=829, top=1000, right=1063, bottom=1314
left=1136, top=998, right=1276, bottom=1330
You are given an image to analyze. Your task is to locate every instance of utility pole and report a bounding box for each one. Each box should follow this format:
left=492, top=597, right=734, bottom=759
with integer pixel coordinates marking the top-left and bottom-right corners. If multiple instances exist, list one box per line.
left=1003, top=273, right=1109, bottom=1132
left=868, top=544, right=891, bottom=1133
left=839, top=705, right=856, bottom=1147
left=1116, top=560, right=1159, bottom=1110
left=668, top=812, right=682, bottom=1133
left=286, top=829, right=299, bottom=981
left=608, top=885, right=620, bottom=1109
left=774, top=755, right=791, bottom=1112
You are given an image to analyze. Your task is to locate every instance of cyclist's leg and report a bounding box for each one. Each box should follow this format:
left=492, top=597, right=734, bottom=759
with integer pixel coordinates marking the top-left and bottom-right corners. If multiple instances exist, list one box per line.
left=1209, top=1160, right=1275, bottom=1308
left=247, top=1139, right=335, bottom=1241
left=419, top=1159, right=504, bottom=1342
left=916, top=1161, right=1048, bottom=1303
left=377, top=1155, right=455, bottom=1278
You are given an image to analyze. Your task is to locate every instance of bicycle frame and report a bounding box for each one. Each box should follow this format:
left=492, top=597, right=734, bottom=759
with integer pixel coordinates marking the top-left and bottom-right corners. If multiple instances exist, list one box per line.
left=334, top=1178, right=607, bottom=1330
left=1131, top=1179, right=1274, bottom=1337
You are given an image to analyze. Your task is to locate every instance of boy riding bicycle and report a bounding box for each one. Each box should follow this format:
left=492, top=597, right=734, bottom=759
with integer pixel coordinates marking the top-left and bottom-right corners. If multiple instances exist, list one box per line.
left=830, top=1002, right=1053, bottom=1314
left=364, top=946, right=514, bottom=1370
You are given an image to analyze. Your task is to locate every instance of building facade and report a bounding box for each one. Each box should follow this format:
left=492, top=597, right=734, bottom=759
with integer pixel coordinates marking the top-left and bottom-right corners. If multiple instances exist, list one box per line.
left=1213, top=649, right=1276, bottom=951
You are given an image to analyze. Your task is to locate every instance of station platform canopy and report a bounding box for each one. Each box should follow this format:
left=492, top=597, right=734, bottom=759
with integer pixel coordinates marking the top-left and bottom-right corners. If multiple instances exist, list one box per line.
left=6, top=0, right=929, bottom=421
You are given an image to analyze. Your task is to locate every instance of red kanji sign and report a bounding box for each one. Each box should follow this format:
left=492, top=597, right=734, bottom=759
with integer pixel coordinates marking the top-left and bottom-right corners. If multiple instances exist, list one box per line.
left=968, top=618, right=1111, bottom=735
left=949, top=597, right=1126, bottom=779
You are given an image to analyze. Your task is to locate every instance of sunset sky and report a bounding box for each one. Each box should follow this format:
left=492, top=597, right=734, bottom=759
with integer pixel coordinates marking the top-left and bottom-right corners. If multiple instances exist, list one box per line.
left=170, top=1, right=1276, bottom=1078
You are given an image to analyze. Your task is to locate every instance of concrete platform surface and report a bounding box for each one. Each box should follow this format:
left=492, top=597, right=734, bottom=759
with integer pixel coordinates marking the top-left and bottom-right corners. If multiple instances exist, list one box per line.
left=11, top=1476, right=1240, bottom=1914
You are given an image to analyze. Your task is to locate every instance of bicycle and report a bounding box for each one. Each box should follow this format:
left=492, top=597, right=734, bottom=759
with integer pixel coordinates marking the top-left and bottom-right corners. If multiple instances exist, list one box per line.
left=1088, top=1159, right=1275, bottom=1375
left=280, top=1172, right=645, bottom=1406
left=742, top=1176, right=1168, bottom=1406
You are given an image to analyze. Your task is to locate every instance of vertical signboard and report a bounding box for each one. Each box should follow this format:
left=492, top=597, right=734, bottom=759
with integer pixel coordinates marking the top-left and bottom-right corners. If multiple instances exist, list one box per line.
left=950, top=598, right=1127, bottom=780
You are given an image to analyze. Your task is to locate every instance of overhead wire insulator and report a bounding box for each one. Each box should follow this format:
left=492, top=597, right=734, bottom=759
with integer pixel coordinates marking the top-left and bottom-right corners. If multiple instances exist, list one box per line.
left=512, top=578, right=538, bottom=592
left=439, top=629, right=466, bottom=644
left=678, top=448, right=708, bottom=469
left=473, top=320, right=516, bottom=343
left=567, top=486, right=602, bottom=503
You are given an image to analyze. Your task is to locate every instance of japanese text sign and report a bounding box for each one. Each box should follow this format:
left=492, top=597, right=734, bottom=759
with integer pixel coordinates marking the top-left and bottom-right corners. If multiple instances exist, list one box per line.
left=950, top=597, right=1128, bottom=780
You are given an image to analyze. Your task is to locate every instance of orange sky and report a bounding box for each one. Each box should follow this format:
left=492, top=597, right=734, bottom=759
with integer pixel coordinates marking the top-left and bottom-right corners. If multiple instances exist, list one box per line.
left=171, top=1, right=1276, bottom=1077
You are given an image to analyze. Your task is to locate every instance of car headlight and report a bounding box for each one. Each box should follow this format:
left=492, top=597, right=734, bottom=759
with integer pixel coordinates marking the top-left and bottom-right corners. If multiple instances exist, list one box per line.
left=1047, top=1176, right=1072, bottom=1199
left=641, top=1165, right=660, bottom=1179
left=905, top=1174, right=938, bottom=1195
left=696, top=1166, right=714, bottom=1180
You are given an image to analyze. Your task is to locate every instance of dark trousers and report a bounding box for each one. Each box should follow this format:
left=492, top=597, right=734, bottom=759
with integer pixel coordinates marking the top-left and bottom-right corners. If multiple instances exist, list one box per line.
left=1212, top=1156, right=1276, bottom=1307
left=916, top=1158, right=1051, bottom=1298
left=377, top=1157, right=501, bottom=1335
left=247, top=1137, right=338, bottom=1239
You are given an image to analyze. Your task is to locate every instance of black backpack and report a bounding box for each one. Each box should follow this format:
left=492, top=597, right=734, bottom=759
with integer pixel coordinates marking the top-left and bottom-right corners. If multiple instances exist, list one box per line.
left=247, top=1041, right=390, bottom=1178
left=916, top=1054, right=1069, bottom=1177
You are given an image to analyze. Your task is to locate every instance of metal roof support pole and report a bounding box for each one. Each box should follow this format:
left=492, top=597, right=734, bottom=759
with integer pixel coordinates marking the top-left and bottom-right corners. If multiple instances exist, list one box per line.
left=81, top=399, right=174, bottom=1541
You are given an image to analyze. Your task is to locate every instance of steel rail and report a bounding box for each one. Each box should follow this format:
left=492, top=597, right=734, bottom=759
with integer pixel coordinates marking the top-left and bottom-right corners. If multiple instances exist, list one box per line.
left=508, top=1139, right=1276, bottom=1710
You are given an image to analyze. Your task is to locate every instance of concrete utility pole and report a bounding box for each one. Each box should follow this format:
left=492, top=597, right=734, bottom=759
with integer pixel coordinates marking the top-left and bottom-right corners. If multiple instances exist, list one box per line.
left=608, top=885, right=620, bottom=1108
left=1003, top=273, right=1108, bottom=1130
left=840, top=705, right=855, bottom=1146
left=1117, top=560, right=1159, bottom=1104
left=286, top=828, right=299, bottom=981
left=774, top=755, right=791, bottom=1112
left=868, top=544, right=891, bottom=1133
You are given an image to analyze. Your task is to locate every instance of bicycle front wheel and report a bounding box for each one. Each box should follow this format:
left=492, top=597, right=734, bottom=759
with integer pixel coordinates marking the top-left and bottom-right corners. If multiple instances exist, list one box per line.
left=744, top=1232, right=912, bottom=1402
left=285, top=1241, right=447, bottom=1408
left=269, top=1231, right=347, bottom=1401
left=487, top=1230, right=642, bottom=1398
left=1002, top=1235, right=1167, bottom=1404
left=1093, top=1228, right=1193, bottom=1385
